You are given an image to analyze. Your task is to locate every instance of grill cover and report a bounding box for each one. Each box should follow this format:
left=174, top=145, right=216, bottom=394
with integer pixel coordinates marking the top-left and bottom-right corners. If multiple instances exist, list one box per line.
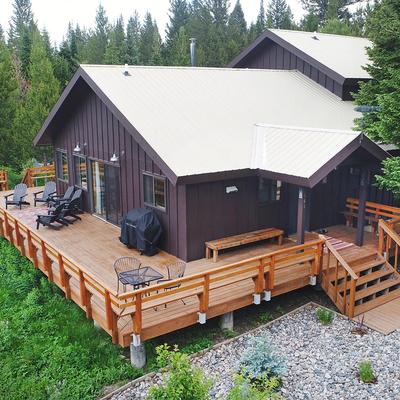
left=119, top=208, right=162, bottom=256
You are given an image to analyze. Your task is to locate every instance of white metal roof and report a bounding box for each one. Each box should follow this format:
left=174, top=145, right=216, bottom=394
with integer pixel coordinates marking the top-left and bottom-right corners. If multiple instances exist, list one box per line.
left=270, top=29, right=371, bottom=79
left=81, top=65, right=361, bottom=178
left=251, top=124, right=360, bottom=179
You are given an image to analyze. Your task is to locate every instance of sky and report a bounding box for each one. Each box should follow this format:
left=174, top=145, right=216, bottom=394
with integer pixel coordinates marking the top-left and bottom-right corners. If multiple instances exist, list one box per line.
left=0, top=0, right=306, bottom=46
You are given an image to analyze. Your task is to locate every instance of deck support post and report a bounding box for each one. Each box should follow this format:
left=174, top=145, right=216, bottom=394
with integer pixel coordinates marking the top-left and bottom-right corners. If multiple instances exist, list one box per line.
left=219, top=311, right=234, bottom=330
left=356, top=169, right=369, bottom=247
left=253, top=293, right=261, bottom=305
left=296, top=187, right=307, bottom=245
left=263, top=290, right=272, bottom=301
left=197, top=312, right=206, bottom=324
left=130, top=335, right=146, bottom=369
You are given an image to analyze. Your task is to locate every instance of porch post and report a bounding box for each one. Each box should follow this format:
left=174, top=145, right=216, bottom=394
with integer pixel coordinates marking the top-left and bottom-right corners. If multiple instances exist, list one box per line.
left=356, top=169, right=369, bottom=247
left=297, top=187, right=306, bottom=244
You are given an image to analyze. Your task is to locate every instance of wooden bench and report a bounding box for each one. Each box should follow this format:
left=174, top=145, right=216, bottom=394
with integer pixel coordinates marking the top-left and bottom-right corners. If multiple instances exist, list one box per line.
left=205, top=228, right=284, bottom=262
left=342, top=197, right=400, bottom=232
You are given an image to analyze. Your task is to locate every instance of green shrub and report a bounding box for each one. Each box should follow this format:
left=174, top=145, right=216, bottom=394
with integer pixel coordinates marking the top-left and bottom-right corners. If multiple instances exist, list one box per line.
left=259, top=312, right=274, bottom=324
left=0, top=165, right=23, bottom=188
left=147, top=345, right=212, bottom=400
left=0, top=238, right=139, bottom=400
left=358, top=360, right=376, bottom=383
left=180, top=337, right=213, bottom=354
left=316, top=307, right=334, bottom=325
left=239, top=333, right=285, bottom=381
left=227, top=374, right=282, bottom=400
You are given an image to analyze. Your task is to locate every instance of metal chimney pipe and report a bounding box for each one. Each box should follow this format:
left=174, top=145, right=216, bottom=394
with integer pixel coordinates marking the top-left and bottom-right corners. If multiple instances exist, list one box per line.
left=190, top=38, right=196, bottom=67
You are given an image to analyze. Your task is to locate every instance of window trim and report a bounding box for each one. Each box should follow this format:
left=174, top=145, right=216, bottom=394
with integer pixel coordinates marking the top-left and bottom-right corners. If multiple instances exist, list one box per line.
left=73, top=154, right=88, bottom=190
left=56, top=149, right=69, bottom=183
left=142, top=171, right=167, bottom=212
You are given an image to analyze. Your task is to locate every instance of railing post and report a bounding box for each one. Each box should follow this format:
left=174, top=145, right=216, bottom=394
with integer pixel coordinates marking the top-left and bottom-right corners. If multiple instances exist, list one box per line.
left=105, top=290, right=113, bottom=330
left=41, top=240, right=53, bottom=282
left=334, top=260, right=339, bottom=303
left=0, top=215, right=4, bottom=237
left=79, top=270, right=87, bottom=307
left=111, top=311, right=119, bottom=344
left=198, top=274, right=210, bottom=323
left=58, top=254, right=66, bottom=287
left=348, top=279, right=357, bottom=318
left=268, top=256, right=275, bottom=291
left=256, top=259, right=265, bottom=293
left=378, top=222, right=384, bottom=255
left=133, top=293, right=142, bottom=335
left=342, top=271, right=348, bottom=314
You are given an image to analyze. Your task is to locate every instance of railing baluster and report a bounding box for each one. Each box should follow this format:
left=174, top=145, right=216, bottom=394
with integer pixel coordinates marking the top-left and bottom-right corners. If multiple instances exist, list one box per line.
left=342, top=271, right=348, bottom=314
left=348, top=279, right=356, bottom=318
left=133, top=293, right=142, bottom=335
left=79, top=270, right=87, bottom=307
left=41, top=240, right=53, bottom=282
left=105, top=290, right=113, bottom=330
left=334, top=260, right=339, bottom=302
left=0, top=215, right=4, bottom=237
left=268, top=256, right=275, bottom=291
left=257, top=259, right=265, bottom=293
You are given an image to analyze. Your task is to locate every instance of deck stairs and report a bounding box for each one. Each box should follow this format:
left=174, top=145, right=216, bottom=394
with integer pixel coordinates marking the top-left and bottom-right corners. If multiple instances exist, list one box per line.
left=322, top=245, right=400, bottom=317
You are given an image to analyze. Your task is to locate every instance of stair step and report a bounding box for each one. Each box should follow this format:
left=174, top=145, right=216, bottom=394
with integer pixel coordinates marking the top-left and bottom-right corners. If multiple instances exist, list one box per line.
left=336, top=267, right=394, bottom=293
left=354, top=287, right=400, bottom=316
left=355, top=277, right=400, bottom=301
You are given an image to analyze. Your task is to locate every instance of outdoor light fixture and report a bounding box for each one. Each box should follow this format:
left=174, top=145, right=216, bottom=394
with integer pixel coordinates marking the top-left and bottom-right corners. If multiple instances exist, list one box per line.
left=73, top=143, right=81, bottom=153
left=226, top=185, right=238, bottom=194
left=110, top=153, right=119, bottom=163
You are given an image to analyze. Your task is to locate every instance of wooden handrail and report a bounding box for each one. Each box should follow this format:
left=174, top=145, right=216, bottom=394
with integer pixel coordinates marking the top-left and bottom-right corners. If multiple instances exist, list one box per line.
left=22, top=165, right=55, bottom=187
left=322, top=236, right=358, bottom=280
left=379, top=219, right=400, bottom=249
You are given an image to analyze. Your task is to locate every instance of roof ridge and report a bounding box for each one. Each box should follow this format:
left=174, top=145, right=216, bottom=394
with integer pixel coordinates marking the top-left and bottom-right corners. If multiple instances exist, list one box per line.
left=255, top=123, right=359, bottom=136
left=269, top=28, right=371, bottom=42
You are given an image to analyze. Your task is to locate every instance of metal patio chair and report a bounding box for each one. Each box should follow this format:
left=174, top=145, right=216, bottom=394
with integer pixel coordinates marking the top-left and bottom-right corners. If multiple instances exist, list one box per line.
left=157, top=261, right=187, bottom=307
left=33, top=181, right=56, bottom=207
left=56, top=189, right=83, bottom=224
left=4, top=183, right=30, bottom=210
left=113, top=256, right=143, bottom=293
left=36, top=203, right=69, bottom=230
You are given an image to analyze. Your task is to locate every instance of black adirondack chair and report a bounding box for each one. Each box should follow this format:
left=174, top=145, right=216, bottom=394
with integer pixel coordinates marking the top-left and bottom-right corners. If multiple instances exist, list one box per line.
left=48, top=185, right=74, bottom=207
left=36, top=203, right=69, bottom=230
left=33, top=181, right=56, bottom=207
left=58, top=189, right=83, bottom=224
left=4, top=183, right=30, bottom=210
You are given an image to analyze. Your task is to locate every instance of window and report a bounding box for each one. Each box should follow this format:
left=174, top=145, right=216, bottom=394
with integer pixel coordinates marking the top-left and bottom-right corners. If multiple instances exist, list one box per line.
left=56, top=150, right=69, bottom=181
left=258, top=178, right=282, bottom=203
left=143, top=173, right=166, bottom=210
left=74, top=155, right=87, bottom=189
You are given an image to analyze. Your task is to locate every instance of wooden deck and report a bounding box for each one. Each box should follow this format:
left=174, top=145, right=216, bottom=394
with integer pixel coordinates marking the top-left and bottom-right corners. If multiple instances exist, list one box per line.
left=1, top=187, right=398, bottom=345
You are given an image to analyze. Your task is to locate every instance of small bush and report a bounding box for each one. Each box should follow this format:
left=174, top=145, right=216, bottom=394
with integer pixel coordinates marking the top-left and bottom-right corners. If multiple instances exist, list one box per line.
left=180, top=337, right=213, bottom=354
left=259, top=312, right=274, bottom=324
left=227, top=374, right=282, bottom=400
left=239, top=333, right=285, bottom=381
left=223, top=328, right=237, bottom=339
left=316, top=307, right=334, bottom=325
left=358, top=360, right=376, bottom=383
left=147, top=345, right=212, bottom=400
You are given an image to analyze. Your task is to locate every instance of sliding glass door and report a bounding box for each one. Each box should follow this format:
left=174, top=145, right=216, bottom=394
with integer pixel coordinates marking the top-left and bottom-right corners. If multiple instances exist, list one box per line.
left=90, top=160, right=121, bottom=225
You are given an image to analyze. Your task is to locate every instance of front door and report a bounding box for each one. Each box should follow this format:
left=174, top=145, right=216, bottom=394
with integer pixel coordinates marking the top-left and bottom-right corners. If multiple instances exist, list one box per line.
left=90, top=160, right=121, bottom=225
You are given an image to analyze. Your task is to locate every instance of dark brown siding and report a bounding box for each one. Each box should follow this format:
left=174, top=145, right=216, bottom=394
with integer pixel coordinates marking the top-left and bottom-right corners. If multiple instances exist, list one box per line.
left=234, top=39, right=346, bottom=99
left=185, top=176, right=290, bottom=261
left=52, top=84, right=186, bottom=259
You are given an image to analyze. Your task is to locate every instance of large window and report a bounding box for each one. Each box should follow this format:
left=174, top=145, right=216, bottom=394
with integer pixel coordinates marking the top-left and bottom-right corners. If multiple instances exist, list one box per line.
left=258, top=178, right=282, bottom=203
left=74, top=155, right=87, bottom=189
left=143, top=173, right=166, bottom=210
left=56, top=150, right=69, bottom=181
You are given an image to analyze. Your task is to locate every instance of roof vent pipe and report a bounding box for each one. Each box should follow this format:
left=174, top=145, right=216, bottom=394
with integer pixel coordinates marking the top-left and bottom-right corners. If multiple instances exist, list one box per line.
left=312, top=31, right=319, bottom=40
left=190, top=38, right=196, bottom=67
left=123, top=64, right=130, bottom=76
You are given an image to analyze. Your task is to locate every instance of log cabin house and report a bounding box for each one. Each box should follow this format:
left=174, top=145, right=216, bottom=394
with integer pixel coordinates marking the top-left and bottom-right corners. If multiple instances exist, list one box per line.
left=2, top=30, right=400, bottom=365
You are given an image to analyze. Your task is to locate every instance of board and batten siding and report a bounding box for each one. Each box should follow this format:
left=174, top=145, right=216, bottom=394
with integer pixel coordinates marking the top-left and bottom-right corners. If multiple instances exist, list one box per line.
left=53, top=86, right=187, bottom=260
left=233, top=39, right=361, bottom=100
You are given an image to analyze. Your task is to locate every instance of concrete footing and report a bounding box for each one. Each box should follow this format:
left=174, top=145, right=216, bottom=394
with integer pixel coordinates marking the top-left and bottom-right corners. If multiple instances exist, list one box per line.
left=130, top=343, right=146, bottom=369
left=219, top=311, right=234, bottom=330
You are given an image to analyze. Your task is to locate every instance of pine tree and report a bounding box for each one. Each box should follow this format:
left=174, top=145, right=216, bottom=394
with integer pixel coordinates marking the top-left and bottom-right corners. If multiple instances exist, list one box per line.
left=86, top=4, right=109, bottom=64
left=0, top=25, right=4, bottom=43
left=266, top=0, right=294, bottom=29
left=353, top=0, right=400, bottom=195
left=165, top=0, right=190, bottom=63
left=126, top=12, right=141, bottom=65
left=8, top=0, right=34, bottom=51
left=140, top=13, right=163, bottom=65
left=227, top=1, right=248, bottom=60
left=14, top=32, right=60, bottom=162
left=169, top=26, right=191, bottom=65
left=0, top=41, right=20, bottom=169
left=105, top=16, right=127, bottom=64
left=300, top=10, right=320, bottom=31
left=249, top=0, right=267, bottom=42
left=301, top=0, right=358, bottom=25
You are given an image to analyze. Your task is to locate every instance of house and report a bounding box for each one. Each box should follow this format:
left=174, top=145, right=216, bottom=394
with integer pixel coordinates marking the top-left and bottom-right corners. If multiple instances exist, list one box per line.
left=229, top=29, right=371, bottom=100
left=34, top=63, right=392, bottom=262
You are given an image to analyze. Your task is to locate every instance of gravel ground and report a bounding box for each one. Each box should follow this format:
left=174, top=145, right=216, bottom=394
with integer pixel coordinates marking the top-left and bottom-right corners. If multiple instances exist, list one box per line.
left=110, top=304, right=400, bottom=400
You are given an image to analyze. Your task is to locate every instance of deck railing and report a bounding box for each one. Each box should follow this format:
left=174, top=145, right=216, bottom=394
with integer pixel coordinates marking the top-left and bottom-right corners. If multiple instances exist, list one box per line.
left=321, top=236, right=358, bottom=317
left=0, top=204, right=324, bottom=346
left=116, top=239, right=324, bottom=342
left=0, top=170, right=8, bottom=191
left=22, top=165, right=55, bottom=187
left=378, top=218, right=400, bottom=271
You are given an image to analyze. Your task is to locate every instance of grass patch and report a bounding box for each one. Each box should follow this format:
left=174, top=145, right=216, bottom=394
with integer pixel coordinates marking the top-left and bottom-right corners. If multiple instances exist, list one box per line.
left=0, top=238, right=140, bottom=400
left=316, top=307, right=334, bottom=325
left=358, top=360, right=376, bottom=383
